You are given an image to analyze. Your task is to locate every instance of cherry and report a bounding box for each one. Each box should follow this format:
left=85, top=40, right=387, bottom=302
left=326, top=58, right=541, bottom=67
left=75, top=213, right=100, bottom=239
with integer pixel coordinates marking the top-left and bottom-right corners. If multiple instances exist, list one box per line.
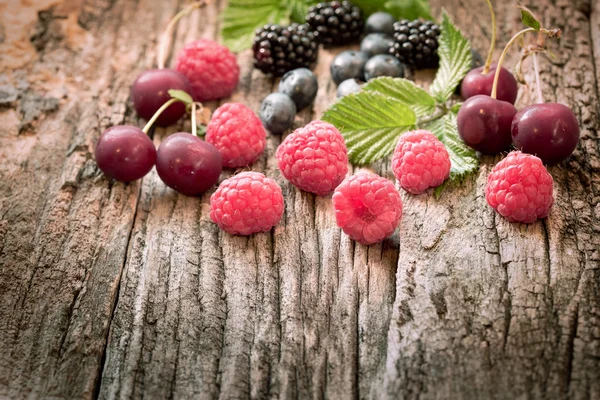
left=511, top=103, right=579, bottom=165
left=461, top=64, right=518, bottom=104
left=457, top=95, right=517, bottom=154
left=95, top=125, right=156, bottom=182
left=131, top=69, right=190, bottom=126
left=156, top=132, right=222, bottom=196
left=460, top=0, right=518, bottom=104
left=130, top=2, right=205, bottom=126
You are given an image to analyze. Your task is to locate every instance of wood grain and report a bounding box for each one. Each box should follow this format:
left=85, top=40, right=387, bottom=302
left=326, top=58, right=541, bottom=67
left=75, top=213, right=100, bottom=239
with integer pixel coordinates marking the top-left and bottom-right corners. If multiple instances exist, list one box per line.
left=0, top=0, right=598, bottom=399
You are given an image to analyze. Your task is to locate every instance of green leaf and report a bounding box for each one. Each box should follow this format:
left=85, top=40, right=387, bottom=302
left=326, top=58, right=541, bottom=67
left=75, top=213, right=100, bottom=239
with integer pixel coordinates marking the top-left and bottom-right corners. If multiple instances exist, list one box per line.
left=430, top=12, right=472, bottom=102
left=384, top=0, right=432, bottom=20
left=363, top=77, right=436, bottom=118
left=289, top=0, right=319, bottom=23
left=221, top=0, right=290, bottom=52
left=322, top=91, right=417, bottom=165
left=425, top=113, right=479, bottom=181
left=168, top=89, right=193, bottom=105
left=520, top=7, right=541, bottom=31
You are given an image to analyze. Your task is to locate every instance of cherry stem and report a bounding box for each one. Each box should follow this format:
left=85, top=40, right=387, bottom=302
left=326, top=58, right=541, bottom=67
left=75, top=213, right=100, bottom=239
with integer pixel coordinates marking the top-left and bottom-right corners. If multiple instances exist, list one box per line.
left=482, top=0, right=496, bottom=74
left=532, top=52, right=544, bottom=104
left=191, top=102, right=197, bottom=137
left=157, top=1, right=207, bottom=69
left=491, top=27, right=535, bottom=99
left=142, top=98, right=180, bottom=133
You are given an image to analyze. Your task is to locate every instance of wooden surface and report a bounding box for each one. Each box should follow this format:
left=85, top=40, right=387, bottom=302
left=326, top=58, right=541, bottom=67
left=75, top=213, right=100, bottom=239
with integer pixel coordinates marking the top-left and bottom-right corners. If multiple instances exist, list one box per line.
left=1, top=0, right=599, bottom=398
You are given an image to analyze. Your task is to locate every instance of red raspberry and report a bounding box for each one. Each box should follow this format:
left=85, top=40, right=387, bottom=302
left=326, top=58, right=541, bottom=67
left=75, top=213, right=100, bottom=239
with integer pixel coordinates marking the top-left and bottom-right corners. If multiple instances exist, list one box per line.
left=175, top=40, right=240, bottom=102
left=332, top=172, right=403, bottom=245
left=276, top=120, right=348, bottom=195
left=392, top=130, right=451, bottom=194
left=210, top=172, right=284, bottom=235
left=206, top=103, right=266, bottom=168
left=485, top=151, right=554, bottom=223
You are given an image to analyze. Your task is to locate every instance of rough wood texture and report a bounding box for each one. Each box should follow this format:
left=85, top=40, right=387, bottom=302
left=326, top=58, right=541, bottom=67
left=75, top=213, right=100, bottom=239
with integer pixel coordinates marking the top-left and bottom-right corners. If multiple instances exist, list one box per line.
left=0, top=0, right=599, bottom=399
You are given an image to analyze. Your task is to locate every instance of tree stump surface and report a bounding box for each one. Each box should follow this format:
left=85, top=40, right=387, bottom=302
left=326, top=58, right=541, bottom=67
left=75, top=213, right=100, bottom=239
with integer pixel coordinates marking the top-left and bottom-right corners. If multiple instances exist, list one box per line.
left=0, top=0, right=599, bottom=399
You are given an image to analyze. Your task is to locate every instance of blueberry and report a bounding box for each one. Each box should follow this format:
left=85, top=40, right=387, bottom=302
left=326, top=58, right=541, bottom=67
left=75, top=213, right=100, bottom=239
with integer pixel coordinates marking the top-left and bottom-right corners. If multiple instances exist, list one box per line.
left=277, top=68, right=318, bottom=111
left=260, top=93, right=297, bottom=134
left=360, top=33, right=394, bottom=57
left=336, top=79, right=363, bottom=98
left=364, top=54, right=404, bottom=80
left=364, top=12, right=396, bottom=36
left=331, top=50, right=369, bottom=85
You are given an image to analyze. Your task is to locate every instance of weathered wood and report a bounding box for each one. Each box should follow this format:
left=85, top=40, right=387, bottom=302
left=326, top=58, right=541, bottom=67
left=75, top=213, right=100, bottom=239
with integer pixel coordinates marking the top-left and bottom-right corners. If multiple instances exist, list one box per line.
left=0, top=0, right=599, bottom=399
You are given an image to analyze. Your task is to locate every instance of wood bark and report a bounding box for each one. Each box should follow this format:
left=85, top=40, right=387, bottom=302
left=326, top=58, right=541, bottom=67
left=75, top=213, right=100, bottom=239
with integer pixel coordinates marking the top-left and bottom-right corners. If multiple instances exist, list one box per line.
left=0, top=0, right=599, bottom=399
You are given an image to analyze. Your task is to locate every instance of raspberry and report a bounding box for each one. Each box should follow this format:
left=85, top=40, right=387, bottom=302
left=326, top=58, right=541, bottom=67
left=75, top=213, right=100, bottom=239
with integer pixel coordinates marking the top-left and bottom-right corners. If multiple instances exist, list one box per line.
left=485, top=151, right=554, bottom=223
left=209, top=172, right=284, bottom=235
left=392, top=130, right=451, bottom=194
left=206, top=103, right=266, bottom=168
left=175, top=39, right=240, bottom=102
left=276, top=120, right=348, bottom=195
left=332, top=172, right=403, bottom=245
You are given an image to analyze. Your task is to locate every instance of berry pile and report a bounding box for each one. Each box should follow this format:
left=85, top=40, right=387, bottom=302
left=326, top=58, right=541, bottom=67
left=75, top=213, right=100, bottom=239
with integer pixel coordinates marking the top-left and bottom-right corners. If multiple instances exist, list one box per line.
left=92, top=0, right=577, bottom=244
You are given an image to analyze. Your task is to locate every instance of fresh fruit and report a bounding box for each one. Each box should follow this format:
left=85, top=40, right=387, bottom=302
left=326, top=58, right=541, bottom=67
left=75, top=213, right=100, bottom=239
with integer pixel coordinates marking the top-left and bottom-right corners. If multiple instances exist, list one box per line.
left=277, top=68, right=318, bottom=111
left=460, top=64, right=518, bottom=104
left=332, top=172, right=403, bottom=245
left=460, top=0, right=519, bottom=103
left=389, top=19, right=440, bottom=69
left=95, top=125, right=156, bottom=182
left=175, top=39, right=240, bottom=102
left=305, top=1, right=364, bottom=46
left=485, top=151, right=554, bottom=223
left=363, top=54, right=404, bottom=80
left=457, top=95, right=517, bottom=154
left=336, top=78, right=363, bottom=98
left=156, top=132, right=222, bottom=196
left=276, top=120, right=348, bottom=195
left=330, top=50, right=369, bottom=85
left=364, top=11, right=396, bottom=36
left=131, top=69, right=191, bottom=126
left=206, top=103, right=266, bottom=168
left=209, top=172, right=284, bottom=235
left=259, top=93, right=297, bottom=134
left=252, top=23, right=319, bottom=76
left=360, top=33, right=394, bottom=57
left=511, top=103, right=579, bottom=165
left=392, top=130, right=451, bottom=194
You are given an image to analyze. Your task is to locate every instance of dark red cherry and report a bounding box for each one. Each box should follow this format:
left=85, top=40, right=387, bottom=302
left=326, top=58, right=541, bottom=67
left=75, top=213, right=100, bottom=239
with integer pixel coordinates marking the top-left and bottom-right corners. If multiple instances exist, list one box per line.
left=95, top=125, right=156, bottom=182
left=460, top=64, right=518, bottom=104
left=156, top=132, right=222, bottom=196
left=511, top=103, right=579, bottom=165
left=131, top=69, right=191, bottom=126
left=457, top=95, right=517, bottom=154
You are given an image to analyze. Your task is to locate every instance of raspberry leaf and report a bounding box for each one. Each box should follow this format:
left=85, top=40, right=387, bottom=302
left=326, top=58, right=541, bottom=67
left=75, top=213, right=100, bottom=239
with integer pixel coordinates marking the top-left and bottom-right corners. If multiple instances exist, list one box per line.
left=383, top=0, right=433, bottom=20
left=430, top=12, right=472, bottom=102
left=322, top=91, right=416, bottom=165
left=363, top=77, right=436, bottom=118
left=425, top=113, right=479, bottom=182
left=221, top=0, right=290, bottom=52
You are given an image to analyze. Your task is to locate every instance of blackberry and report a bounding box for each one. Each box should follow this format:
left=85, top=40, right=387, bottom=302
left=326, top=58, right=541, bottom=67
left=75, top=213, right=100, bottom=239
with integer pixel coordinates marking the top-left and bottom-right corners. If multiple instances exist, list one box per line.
left=389, top=19, right=440, bottom=69
left=305, top=1, right=364, bottom=46
left=253, top=23, right=318, bottom=76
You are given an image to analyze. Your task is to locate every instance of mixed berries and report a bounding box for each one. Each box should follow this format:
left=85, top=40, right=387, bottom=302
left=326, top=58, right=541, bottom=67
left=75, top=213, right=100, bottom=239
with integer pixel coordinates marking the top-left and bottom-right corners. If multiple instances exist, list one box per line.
left=93, top=1, right=580, bottom=242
